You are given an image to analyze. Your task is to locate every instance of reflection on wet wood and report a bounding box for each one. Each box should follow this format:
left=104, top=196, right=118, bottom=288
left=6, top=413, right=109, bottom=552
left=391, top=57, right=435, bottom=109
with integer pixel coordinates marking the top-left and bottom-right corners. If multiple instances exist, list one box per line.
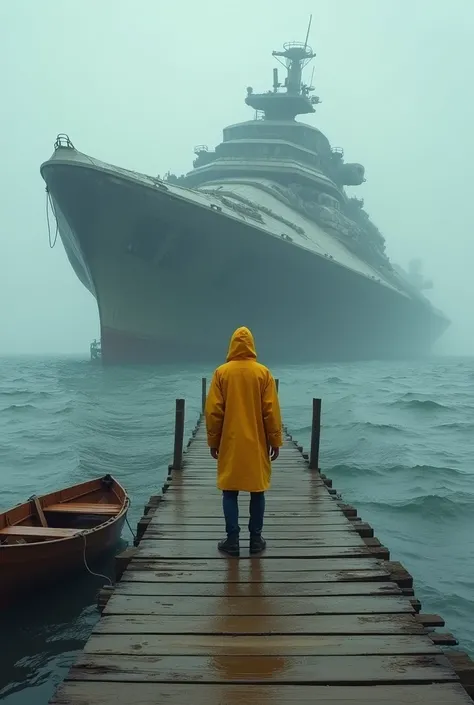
left=125, top=556, right=385, bottom=573
left=135, top=542, right=373, bottom=560
left=145, top=527, right=362, bottom=537
left=84, top=632, right=440, bottom=656
left=94, top=613, right=426, bottom=636
left=116, top=581, right=401, bottom=597
left=121, top=569, right=391, bottom=585
left=150, top=513, right=355, bottom=524
left=69, top=653, right=457, bottom=683
left=142, top=534, right=366, bottom=545
left=103, top=594, right=414, bottom=616
left=51, top=682, right=474, bottom=704
left=140, top=532, right=367, bottom=546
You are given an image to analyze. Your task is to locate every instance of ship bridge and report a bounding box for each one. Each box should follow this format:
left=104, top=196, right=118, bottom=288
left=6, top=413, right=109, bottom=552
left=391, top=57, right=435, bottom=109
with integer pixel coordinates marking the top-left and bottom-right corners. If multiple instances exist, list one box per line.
left=184, top=36, right=365, bottom=201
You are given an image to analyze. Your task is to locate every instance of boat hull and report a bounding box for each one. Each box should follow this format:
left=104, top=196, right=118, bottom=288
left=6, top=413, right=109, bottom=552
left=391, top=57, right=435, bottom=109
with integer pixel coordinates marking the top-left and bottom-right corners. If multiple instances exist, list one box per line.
left=41, top=153, right=449, bottom=364
left=0, top=515, right=126, bottom=603
left=0, top=477, right=129, bottom=604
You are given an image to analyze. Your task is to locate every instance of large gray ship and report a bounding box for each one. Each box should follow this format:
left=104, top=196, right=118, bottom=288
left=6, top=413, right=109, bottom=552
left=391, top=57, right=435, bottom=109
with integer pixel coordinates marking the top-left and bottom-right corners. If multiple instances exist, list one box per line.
left=40, top=31, right=449, bottom=364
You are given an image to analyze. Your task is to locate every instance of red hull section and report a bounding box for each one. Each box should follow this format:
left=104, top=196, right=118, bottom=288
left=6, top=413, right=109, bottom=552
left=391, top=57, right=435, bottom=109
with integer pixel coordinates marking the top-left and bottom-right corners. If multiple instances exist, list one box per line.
left=101, top=326, right=180, bottom=364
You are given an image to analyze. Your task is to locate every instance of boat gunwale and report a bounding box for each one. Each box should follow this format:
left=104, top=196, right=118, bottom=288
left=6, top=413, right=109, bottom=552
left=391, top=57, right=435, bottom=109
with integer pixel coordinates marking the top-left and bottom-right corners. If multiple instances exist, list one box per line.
left=0, top=476, right=130, bottom=550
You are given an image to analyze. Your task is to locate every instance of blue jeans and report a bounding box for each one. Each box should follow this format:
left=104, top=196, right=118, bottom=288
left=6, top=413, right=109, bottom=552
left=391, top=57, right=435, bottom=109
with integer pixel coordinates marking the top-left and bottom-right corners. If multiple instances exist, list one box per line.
left=222, top=490, right=265, bottom=539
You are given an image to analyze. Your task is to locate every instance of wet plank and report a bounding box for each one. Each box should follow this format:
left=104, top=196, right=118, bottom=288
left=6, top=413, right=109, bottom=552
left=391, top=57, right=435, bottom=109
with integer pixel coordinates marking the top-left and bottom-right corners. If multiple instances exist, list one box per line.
left=68, top=653, right=458, bottom=683
left=167, top=476, right=324, bottom=482
left=142, top=535, right=365, bottom=546
left=149, top=513, right=355, bottom=526
left=156, top=504, right=339, bottom=515
left=84, top=633, right=439, bottom=656
left=122, top=568, right=390, bottom=583
left=145, top=527, right=359, bottom=537
left=135, top=542, right=373, bottom=560
left=155, top=507, right=345, bottom=517
left=117, top=581, right=401, bottom=597
left=94, top=613, right=427, bottom=636
left=160, top=496, right=335, bottom=503
left=126, top=557, right=385, bottom=573
left=103, top=594, right=413, bottom=616
left=50, top=682, right=474, bottom=704
left=165, top=485, right=327, bottom=493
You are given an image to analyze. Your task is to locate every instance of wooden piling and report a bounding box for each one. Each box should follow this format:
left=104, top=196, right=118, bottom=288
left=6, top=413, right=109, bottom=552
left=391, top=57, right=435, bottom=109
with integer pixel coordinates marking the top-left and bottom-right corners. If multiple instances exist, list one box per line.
left=309, top=397, right=321, bottom=470
left=50, top=385, right=474, bottom=705
left=275, top=377, right=279, bottom=393
left=201, top=377, right=207, bottom=414
left=172, top=398, right=185, bottom=470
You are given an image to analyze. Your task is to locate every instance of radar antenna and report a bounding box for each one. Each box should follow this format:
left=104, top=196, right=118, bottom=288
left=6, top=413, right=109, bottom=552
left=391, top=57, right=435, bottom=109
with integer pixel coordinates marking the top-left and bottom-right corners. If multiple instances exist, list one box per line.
left=303, top=14, right=313, bottom=51
left=245, top=19, right=320, bottom=120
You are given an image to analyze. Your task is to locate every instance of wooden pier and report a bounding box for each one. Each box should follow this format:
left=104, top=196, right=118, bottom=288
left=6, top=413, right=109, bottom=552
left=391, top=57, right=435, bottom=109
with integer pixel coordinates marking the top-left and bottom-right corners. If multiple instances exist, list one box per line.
left=51, top=383, right=474, bottom=704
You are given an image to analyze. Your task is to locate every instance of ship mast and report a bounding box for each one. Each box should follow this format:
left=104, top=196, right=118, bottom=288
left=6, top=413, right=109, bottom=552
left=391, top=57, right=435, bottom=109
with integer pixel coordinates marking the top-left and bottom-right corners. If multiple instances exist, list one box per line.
left=245, top=16, right=321, bottom=121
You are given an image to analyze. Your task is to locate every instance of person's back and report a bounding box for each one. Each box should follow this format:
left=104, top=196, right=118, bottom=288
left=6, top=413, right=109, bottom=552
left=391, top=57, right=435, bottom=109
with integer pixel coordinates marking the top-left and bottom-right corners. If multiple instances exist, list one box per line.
left=205, top=326, right=282, bottom=556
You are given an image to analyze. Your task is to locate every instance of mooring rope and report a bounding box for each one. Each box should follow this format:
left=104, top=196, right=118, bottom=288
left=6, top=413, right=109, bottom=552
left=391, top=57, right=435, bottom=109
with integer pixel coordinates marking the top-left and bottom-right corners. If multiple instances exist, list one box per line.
left=80, top=532, right=113, bottom=586
left=45, top=187, right=59, bottom=249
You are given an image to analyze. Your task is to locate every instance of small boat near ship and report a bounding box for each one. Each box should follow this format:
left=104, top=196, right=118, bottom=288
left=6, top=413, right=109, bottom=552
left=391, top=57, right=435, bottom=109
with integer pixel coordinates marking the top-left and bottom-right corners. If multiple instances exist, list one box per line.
left=90, top=338, right=102, bottom=361
left=0, top=474, right=129, bottom=603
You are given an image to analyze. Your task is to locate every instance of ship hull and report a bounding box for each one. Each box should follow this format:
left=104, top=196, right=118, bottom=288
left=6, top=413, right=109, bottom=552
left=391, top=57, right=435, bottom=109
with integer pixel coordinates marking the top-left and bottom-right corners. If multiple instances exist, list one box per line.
left=41, top=154, right=449, bottom=365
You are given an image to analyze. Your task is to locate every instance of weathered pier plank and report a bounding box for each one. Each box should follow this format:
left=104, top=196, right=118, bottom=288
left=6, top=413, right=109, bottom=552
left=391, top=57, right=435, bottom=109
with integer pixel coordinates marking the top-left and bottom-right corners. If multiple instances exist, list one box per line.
left=116, top=581, right=402, bottom=597
left=68, top=652, right=457, bottom=684
left=52, top=682, right=473, bottom=705
left=92, top=613, right=430, bottom=636
left=50, top=394, right=474, bottom=704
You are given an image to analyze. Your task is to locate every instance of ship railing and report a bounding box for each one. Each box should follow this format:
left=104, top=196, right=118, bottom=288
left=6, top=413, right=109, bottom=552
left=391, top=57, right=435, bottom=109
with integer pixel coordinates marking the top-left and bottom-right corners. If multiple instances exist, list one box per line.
left=54, top=134, right=75, bottom=150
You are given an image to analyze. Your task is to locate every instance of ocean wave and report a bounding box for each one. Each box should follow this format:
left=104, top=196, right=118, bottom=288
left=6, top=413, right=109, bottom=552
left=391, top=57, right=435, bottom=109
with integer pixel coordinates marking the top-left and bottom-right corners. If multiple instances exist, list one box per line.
left=0, top=403, right=37, bottom=414
left=436, top=421, right=474, bottom=432
left=416, top=582, right=474, bottom=619
left=354, top=420, right=406, bottom=433
left=52, top=405, right=74, bottom=416
left=0, top=389, right=31, bottom=397
left=328, top=462, right=467, bottom=482
left=33, top=391, right=54, bottom=399
left=392, top=398, right=449, bottom=411
left=357, top=492, right=474, bottom=519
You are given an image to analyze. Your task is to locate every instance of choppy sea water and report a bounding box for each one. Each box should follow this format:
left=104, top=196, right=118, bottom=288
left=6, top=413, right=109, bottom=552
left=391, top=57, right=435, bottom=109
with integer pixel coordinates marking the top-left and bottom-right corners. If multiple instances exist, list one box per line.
left=0, top=355, right=473, bottom=704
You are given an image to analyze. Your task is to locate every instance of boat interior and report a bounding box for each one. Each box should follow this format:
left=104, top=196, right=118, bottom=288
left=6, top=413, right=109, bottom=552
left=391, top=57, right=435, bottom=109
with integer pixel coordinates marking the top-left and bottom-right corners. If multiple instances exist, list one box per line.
left=0, top=475, right=126, bottom=545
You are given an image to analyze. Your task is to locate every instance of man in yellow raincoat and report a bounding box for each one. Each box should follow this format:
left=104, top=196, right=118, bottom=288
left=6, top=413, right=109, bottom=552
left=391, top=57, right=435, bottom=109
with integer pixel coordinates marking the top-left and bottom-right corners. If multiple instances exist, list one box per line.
left=205, top=326, right=282, bottom=556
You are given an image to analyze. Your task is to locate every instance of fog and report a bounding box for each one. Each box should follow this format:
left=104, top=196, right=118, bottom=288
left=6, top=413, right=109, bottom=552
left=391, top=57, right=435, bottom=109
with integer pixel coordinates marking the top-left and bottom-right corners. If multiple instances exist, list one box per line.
left=1, top=0, right=473, bottom=356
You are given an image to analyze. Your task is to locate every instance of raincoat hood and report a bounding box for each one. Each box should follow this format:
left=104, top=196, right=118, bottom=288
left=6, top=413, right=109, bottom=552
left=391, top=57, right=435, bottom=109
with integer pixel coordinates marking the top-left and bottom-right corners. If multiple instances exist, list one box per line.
left=226, top=327, right=257, bottom=362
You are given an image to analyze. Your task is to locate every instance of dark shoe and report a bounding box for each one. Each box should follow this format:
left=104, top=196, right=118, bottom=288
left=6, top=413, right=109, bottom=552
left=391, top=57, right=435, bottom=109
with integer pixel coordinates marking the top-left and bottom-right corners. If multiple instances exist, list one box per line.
left=218, top=537, right=240, bottom=556
left=250, top=535, right=266, bottom=554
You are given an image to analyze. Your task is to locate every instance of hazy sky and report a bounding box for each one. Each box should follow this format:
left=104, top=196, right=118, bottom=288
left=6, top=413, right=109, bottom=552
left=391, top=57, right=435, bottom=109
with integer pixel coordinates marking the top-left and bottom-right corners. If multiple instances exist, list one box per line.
left=1, top=0, right=473, bottom=355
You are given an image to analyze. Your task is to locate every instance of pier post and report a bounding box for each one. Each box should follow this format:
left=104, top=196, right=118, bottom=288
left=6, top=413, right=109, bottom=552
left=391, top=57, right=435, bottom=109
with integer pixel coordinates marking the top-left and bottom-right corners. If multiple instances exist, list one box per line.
left=201, top=377, right=207, bottom=414
left=275, top=378, right=279, bottom=393
left=172, top=398, right=185, bottom=470
left=309, top=397, right=321, bottom=470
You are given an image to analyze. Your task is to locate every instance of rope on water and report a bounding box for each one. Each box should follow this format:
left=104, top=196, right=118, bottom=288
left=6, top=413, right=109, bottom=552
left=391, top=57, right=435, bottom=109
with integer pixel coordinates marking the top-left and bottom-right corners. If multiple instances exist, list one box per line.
left=125, top=515, right=136, bottom=542
left=81, top=532, right=113, bottom=586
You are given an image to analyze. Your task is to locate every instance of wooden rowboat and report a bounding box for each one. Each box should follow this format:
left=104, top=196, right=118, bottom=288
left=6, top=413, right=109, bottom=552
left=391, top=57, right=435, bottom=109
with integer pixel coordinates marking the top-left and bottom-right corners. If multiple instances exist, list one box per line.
left=0, top=474, right=129, bottom=603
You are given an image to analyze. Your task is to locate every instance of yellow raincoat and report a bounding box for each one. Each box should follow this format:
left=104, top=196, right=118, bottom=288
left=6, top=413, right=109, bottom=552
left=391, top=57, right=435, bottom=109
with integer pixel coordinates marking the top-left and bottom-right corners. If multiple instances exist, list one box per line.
left=205, top=327, right=283, bottom=492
